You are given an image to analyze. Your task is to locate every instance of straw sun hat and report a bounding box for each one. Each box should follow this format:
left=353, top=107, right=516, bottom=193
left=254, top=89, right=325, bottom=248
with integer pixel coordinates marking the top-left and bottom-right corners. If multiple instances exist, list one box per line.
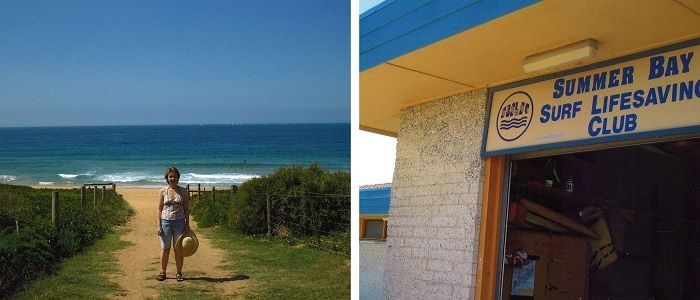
left=176, top=229, right=199, bottom=257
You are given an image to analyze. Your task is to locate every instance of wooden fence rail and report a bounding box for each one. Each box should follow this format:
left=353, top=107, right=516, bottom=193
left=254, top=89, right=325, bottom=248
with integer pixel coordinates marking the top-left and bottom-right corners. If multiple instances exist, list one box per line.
left=43, top=183, right=118, bottom=229
left=81, top=183, right=116, bottom=208
left=46, top=183, right=238, bottom=230
left=186, top=184, right=238, bottom=203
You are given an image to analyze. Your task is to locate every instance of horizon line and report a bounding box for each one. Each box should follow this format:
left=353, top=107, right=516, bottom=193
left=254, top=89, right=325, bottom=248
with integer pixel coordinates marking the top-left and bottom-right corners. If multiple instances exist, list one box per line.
left=0, top=122, right=350, bottom=129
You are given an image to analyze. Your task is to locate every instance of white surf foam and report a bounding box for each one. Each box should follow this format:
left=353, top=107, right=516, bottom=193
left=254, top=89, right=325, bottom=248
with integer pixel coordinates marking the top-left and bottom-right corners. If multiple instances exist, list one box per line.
left=58, top=172, right=93, bottom=179
left=180, top=172, right=259, bottom=184
left=93, top=172, right=258, bottom=185
left=0, top=175, right=16, bottom=181
left=96, top=172, right=161, bottom=183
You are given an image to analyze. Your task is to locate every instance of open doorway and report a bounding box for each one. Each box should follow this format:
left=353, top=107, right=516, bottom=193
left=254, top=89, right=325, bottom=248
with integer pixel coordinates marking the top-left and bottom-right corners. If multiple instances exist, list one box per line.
left=502, top=138, right=700, bottom=299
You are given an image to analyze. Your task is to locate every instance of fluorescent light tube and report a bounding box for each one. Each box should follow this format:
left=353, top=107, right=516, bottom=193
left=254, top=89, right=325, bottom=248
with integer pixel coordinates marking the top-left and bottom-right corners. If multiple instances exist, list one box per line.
left=523, top=39, right=597, bottom=73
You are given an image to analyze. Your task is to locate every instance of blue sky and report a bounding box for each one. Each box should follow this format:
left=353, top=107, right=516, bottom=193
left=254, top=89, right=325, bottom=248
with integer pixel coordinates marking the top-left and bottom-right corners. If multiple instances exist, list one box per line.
left=360, top=0, right=385, bottom=14
left=0, top=1, right=349, bottom=127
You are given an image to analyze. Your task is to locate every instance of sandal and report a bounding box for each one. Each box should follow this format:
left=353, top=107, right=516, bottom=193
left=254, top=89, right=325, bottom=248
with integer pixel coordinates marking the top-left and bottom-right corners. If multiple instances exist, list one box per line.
left=156, top=272, right=166, bottom=281
left=176, top=273, right=184, bottom=282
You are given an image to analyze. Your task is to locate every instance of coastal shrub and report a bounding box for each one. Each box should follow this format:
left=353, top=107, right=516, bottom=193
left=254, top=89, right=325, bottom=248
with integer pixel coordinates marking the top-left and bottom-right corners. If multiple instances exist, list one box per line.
left=189, top=165, right=349, bottom=255
left=228, top=175, right=271, bottom=233
left=231, top=165, right=350, bottom=235
left=0, top=227, right=54, bottom=298
left=190, top=189, right=233, bottom=227
left=0, top=184, right=132, bottom=297
left=322, top=228, right=351, bottom=255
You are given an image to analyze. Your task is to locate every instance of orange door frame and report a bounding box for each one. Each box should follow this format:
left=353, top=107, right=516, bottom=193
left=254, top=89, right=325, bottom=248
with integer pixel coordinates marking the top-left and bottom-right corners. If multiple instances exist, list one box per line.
left=475, top=155, right=507, bottom=299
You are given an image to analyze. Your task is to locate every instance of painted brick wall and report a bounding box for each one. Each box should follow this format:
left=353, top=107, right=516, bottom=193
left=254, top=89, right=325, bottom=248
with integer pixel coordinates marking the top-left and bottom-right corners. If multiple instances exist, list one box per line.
left=383, top=89, right=487, bottom=299
left=360, top=241, right=388, bottom=299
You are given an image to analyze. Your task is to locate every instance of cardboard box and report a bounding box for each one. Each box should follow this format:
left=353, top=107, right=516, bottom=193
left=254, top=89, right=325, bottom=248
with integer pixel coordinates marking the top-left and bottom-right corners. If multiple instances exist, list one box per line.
left=502, top=229, right=589, bottom=300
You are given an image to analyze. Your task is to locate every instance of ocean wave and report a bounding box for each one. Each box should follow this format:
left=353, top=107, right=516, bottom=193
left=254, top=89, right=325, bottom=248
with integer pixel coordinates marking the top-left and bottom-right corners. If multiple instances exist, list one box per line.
left=96, top=172, right=162, bottom=183
left=175, top=162, right=275, bottom=168
left=1, top=175, right=16, bottom=181
left=180, top=172, right=259, bottom=184
left=58, top=172, right=94, bottom=179
left=39, top=182, right=54, bottom=185
left=92, top=172, right=259, bottom=185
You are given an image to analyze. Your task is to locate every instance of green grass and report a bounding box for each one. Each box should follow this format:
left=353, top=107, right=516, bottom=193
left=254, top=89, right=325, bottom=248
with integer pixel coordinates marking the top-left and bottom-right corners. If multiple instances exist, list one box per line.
left=205, top=227, right=350, bottom=300
left=154, top=279, right=227, bottom=300
left=152, top=269, right=238, bottom=300
left=11, top=228, right=134, bottom=299
left=9, top=225, right=350, bottom=300
left=9, top=200, right=348, bottom=299
left=151, top=226, right=350, bottom=300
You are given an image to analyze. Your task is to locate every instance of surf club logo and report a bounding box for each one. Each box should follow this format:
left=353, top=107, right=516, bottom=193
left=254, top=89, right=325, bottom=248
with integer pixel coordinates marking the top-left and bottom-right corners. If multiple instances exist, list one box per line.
left=496, top=91, right=533, bottom=142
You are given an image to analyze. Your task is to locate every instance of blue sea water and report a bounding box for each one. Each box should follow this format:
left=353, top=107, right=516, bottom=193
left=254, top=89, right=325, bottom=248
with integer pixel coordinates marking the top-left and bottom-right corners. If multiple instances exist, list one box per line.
left=0, top=124, right=349, bottom=187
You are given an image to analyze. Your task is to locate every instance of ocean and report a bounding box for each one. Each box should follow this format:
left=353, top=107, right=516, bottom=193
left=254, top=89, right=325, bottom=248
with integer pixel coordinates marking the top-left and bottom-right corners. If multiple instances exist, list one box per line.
left=0, top=124, right=349, bottom=188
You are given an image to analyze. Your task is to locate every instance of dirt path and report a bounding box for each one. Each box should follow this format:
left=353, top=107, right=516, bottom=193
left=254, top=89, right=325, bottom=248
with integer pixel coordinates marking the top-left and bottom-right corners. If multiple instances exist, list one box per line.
left=109, top=188, right=249, bottom=299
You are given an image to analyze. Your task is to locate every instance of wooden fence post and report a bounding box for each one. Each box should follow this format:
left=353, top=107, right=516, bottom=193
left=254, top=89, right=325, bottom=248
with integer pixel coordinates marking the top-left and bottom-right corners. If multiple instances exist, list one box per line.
left=311, top=198, right=320, bottom=250
left=197, top=184, right=201, bottom=201
left=52, top=191, right=60, bottom=228
left=212, top=186, right=216, bottom=204
left=267, top=194, right=271, bottom=238
left=93, top=186, right=97, bottom=208
left=80, top=186, right=85, bottom=209
left=102, top=185, right=106, bottom=201
left=112, top=183, right=116, bottom=193
left=15, top=219, right=19, bottom=235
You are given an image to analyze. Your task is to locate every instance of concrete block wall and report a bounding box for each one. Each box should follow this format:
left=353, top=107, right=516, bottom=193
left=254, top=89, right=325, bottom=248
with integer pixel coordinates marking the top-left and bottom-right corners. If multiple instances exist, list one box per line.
left=383, top=89, right=488, bottom=299
left=360, top=241, right=388, bottom=299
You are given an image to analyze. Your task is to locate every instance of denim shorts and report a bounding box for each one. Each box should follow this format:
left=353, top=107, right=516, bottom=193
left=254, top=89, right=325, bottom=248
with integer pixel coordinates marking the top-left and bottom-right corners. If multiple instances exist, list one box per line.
left=159, top=218, right=185, bottom=249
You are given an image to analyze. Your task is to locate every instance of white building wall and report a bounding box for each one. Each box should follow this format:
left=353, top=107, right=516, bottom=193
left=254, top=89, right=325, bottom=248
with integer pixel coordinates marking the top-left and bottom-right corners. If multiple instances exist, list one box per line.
left=360, top=240, right=388, bottom=299
left=383, top=89, right=487, bottom=299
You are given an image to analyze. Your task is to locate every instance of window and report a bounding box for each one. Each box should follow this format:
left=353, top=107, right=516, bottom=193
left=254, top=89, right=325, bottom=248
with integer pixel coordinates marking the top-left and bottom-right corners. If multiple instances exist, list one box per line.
left=360, top=218, right=387, bottom=240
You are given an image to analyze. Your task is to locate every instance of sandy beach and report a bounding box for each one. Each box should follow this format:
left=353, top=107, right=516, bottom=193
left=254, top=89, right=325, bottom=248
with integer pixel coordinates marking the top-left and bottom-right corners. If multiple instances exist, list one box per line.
left=108, top=188, right=249, bottom=298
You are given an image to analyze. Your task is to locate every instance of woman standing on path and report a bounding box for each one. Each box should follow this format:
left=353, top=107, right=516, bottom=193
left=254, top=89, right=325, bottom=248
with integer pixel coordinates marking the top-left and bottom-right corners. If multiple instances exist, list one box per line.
left=156, top=166, right=190, bottom=282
